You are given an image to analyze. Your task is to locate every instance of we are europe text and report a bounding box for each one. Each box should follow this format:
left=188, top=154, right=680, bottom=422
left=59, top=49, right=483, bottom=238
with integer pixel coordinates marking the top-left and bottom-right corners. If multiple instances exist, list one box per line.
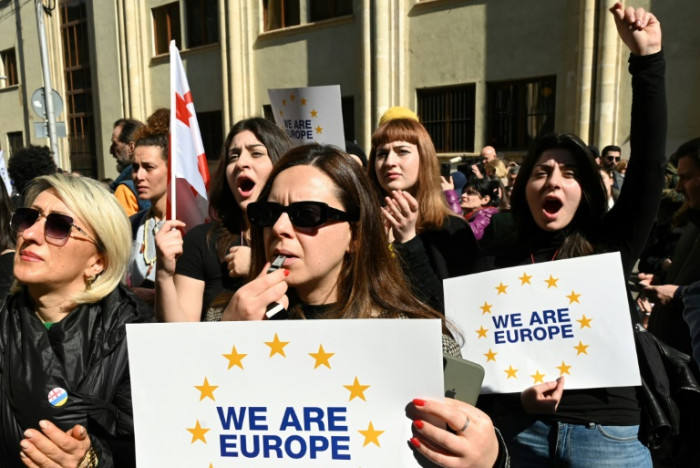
left=217, top=406, right=351, bottom=460
left=492, top=308, right=575, bottom=344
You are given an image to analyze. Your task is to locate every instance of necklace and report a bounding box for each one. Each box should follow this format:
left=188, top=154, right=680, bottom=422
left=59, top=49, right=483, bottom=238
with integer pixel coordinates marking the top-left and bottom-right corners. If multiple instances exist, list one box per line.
left=530, top=248, right=559, bottom=264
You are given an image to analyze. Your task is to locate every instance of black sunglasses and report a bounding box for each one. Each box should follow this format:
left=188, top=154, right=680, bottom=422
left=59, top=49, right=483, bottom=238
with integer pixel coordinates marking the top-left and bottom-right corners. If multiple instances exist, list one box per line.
left=247, top=201, right=358, bottom=228
left=606, top=156, right=621, bottom=162
left=11, top=207, right=99, bottom=247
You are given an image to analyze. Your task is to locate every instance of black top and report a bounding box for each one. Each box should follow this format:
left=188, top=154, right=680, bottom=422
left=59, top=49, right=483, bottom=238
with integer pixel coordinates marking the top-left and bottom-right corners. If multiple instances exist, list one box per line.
left=0, top=251, right=14, bottom=302
left=175, top=223, right=244, bottom=319
left=476, top=51, right=667, bottom=425
left=393, top=215, right=479, bottom=313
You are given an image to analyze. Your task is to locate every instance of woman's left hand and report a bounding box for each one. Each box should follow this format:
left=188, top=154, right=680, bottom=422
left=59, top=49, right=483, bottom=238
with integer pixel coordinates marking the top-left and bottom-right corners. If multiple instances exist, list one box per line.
left=441, top=176, right=454, bottom=191
left=407, top=398, right=499, bottom=468
left=521, top=376, right=565, bottom=414
left=381, top=190, right=419, bottom=243
left=19, top=420, right=92, bottom=468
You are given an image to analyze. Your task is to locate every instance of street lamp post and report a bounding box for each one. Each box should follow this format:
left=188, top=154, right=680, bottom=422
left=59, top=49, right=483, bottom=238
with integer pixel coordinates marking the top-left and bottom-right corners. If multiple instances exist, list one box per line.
left=35, top=0, right=60, bottom=167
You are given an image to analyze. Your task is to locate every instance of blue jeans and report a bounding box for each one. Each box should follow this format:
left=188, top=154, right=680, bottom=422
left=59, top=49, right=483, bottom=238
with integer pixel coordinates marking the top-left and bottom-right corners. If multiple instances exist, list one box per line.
left=496, top=416, right=651, bottom=468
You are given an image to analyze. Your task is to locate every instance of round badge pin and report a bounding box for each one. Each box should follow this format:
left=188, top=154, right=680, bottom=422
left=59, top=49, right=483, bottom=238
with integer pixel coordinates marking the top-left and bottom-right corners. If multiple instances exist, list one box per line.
left=48, top=387, right=68, bottom=407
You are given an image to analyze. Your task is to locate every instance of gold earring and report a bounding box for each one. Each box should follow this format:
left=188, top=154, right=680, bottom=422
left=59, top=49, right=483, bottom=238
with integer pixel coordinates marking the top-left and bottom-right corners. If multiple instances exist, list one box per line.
left=85, top=274, right=96, bottom=290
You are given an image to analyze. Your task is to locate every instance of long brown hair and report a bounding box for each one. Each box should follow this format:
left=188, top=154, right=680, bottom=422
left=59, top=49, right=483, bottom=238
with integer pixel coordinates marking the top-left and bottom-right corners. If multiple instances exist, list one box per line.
left=367, top=118, right=455, bottom=232
left=249, top=144, right=451, bottom=327
left=207, top=118, right=293, bottom=260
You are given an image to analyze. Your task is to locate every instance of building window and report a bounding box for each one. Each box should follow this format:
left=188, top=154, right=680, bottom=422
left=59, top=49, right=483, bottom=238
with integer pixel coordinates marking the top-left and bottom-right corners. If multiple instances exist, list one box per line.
left=341, top=96, right=354, bottom=142
left=263, top=0, right=300, bottom=31
left=197, top=111, right=223, bottom=162
left=417, top=84, right=476, bottom=153
left=186, top=0, right=218, bottom=48
left=309, top=0, right=352, bottom=22
left=487, top=76, right=556, bottom=151
left=0, top=48, right=18, bottom=87
left=7, top=132, right=23, bottom=157
left=153, top=2, right=181, bottom=55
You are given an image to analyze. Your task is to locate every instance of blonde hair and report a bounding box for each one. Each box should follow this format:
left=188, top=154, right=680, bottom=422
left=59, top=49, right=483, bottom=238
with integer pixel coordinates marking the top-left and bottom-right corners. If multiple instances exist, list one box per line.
left=23, top=173, right=132, bottom=305
left=485, top=158, right=508, bottom=179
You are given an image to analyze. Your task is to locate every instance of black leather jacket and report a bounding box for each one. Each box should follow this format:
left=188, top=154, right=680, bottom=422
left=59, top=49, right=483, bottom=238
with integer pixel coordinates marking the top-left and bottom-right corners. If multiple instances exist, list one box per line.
left=0, top=284, right=153, bottom=467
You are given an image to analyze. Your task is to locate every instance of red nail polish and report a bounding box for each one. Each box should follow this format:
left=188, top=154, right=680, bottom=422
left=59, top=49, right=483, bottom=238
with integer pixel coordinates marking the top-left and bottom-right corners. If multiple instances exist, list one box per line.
left=413, top=419, right=424, bottom=429
left=413, top=398, right=426, bottom=407
left=284, top=269, right=290, bottom=277
left=410, top=437, right=421, bottom=448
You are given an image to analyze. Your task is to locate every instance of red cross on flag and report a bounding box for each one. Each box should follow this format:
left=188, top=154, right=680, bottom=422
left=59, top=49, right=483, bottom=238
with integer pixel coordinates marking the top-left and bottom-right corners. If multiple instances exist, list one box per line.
left=168, top=40, right=210, bottom=232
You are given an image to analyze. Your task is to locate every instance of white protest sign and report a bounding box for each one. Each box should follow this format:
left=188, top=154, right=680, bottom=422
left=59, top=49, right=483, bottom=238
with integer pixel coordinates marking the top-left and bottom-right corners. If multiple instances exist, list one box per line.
left=0, top=150, right=11, bottom=195
left=127, top=319, right=444, bottom=467
left=268, top=85, right=346, bottom=149
left=445, top=253, right=640, bottom=393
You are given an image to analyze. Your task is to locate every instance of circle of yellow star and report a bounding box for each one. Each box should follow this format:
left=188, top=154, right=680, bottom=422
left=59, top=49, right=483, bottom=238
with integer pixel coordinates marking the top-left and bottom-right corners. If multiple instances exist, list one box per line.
left=186, top=420, right=209, bottom=444
left=504, top=365, right=518, bottom=379
left=476, top=325, right=488, bottom=339
left=577, top=315, right=593, bottom=329
left=545, top=275, right=559, bottom=288
left=194, top=377, right=218, bottom=401
left=484, top=349, right=498, bottom=362
left=343, top=377, right=370, bottom=401
left=358, top=421, right=384, bottom=447
left=265, top=333, right=290, bottom=357
left=574, top=340, right=589, bottom=355
left=222, top=346, right=247, bottom=370
left=495, top=282, right=508, bottom=295
left=567, top=290, right=581, bottom=304
left=557, top=361, right=572, bottom=375
left=531, top=370, right=545, bottom=384
left=519, top=272, right=532, bottom=285
left=480, top=301, right=493, bottom=314
left=309, top=344, right=334, bottom=369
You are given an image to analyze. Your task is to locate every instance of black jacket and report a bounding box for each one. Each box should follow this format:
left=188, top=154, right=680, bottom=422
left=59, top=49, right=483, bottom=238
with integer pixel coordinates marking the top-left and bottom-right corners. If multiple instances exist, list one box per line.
left=0, top=284, right=153, bottom=467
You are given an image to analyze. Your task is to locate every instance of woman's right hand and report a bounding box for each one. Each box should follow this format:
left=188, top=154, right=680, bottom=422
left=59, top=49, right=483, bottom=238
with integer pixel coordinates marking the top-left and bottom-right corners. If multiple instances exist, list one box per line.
left=521, top=376, right=565, bottom=414
left=220, top=264, right=289, bottom=321
left=407, top=398, right=500, bottom=468
left=226, top=245, right=252, bottom=278
left=381, top=190, right=419, bottom=243
left=155, top=219, right=186, bottom=277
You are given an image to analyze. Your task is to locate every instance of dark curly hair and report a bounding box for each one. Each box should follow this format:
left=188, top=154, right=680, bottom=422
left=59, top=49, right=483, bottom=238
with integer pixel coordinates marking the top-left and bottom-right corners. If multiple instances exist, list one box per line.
left=7, top=145, right=58, bottom=196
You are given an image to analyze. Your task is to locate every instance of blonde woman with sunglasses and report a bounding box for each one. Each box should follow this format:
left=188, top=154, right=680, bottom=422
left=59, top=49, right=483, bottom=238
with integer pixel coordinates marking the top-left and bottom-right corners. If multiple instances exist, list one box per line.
left=0, top=173, right=153, bottom=467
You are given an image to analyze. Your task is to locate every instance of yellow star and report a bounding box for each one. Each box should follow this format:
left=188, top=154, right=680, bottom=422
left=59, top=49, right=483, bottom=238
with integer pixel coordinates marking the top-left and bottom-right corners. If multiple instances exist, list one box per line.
left=309, top=344, right=334, bottom=369
left=544, top=275, right=559, bottom=288
left=315, top=126, right=323, bottom=134
left=222, top=346, right=247, bottom=370
left=577, top=315, right=593, bottom=329
left=484, top=349, right=498, bottom=362
left=495, top=282, right=508, bottom=295
left=310, top=109, right=318, bottom=118
left=358, top=421, right=384, bottom=447
left=186, top=420, right=209, bottom=444
left=480, top=301, right=492, bottom=314
left=290, top=94, right=295, bottom=101
left=343, top=377, right=370, bottom=401
left=265, top=333, right=290, bottom=357
left=519, top=272, right=532, bottom=285
left=194, top=377, right=218, bottom=401
left=279, top=110, right=283, bottom=116
left=574, top=340, right=589, bottom=355
left=557, top=361, right=572, bottom=375
left=504, top=365, right=518, bottom=379
left=476, top=325, right=488, bottom=339
left=282, top=99, right=287, bottom=106
left=567, top=290, right=581, bottom=304
left=531, top=370, right=545, bottom=384
left=300, top=98, right=307, bottom=105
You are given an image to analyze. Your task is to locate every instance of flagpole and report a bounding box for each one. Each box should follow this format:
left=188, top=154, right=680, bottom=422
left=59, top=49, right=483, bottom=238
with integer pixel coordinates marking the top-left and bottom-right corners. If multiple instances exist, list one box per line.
left=169, top=40, right=177, bottom=222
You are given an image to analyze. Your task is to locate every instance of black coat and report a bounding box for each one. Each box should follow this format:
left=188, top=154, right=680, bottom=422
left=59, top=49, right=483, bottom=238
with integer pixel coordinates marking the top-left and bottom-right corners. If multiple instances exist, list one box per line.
left=0, top=284, right=153, bottom=467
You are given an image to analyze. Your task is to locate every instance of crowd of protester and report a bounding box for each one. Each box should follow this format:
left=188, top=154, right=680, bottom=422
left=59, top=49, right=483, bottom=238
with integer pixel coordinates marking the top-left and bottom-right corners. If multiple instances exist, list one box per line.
left=1, top=3, right=699, bottom=467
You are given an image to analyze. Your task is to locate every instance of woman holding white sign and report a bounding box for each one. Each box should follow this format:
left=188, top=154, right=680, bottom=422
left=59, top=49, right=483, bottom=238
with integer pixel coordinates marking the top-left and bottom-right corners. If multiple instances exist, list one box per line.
left=218, top=144, right=507, bottom=466
left=470, top=3, right=665, bottom=467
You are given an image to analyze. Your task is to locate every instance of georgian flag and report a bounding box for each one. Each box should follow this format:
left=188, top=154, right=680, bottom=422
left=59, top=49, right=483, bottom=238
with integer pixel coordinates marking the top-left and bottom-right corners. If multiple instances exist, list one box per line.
left=168, top=40, right=210, bottom=232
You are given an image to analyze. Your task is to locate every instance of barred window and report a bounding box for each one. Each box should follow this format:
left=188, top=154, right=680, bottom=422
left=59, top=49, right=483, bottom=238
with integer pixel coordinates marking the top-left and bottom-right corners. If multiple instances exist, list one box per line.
left=417, top=84, right=476, bottom=153
left=487, top=76, right=556, bottom=151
